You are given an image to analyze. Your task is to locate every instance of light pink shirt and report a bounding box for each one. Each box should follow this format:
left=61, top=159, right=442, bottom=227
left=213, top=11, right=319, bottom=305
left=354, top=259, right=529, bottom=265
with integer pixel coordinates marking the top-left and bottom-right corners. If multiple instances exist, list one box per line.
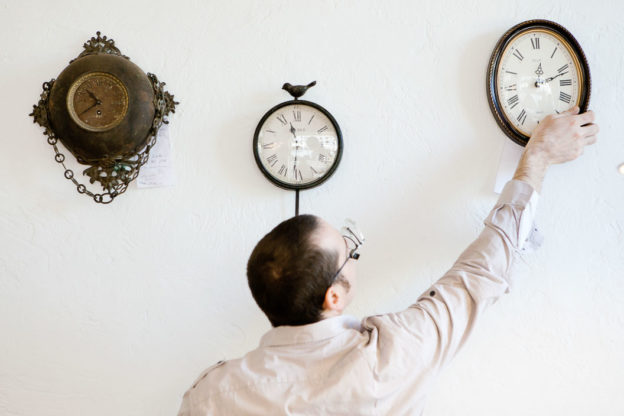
left=178, top=180, right=539, bottom=415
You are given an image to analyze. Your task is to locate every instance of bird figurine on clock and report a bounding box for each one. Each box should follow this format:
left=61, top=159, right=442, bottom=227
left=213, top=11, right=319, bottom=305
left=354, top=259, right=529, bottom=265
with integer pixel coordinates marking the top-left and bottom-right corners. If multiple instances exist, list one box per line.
left=253, top=81, right=343, bottom=214
left=487, top=19, right=591, bottom=146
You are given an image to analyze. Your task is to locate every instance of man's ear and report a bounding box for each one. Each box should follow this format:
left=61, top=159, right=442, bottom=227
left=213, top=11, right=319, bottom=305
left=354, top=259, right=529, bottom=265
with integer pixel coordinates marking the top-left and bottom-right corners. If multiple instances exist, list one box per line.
left=322, top=283, right=345, bottom=313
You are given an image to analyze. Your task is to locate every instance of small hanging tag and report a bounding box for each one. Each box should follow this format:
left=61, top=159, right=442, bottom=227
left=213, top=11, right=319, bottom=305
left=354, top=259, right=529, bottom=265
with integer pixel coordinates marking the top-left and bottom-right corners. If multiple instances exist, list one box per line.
left=137, top=124, right=176, bottom=188
left=494, top=140, right=524, bottom=194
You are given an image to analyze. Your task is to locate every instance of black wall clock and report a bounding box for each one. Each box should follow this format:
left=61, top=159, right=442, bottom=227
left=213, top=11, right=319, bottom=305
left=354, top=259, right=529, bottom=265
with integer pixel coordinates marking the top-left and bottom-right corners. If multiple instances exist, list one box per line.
left=487, top=20, right=591, bottom=146
left=253, top=81, right=343, bottom=193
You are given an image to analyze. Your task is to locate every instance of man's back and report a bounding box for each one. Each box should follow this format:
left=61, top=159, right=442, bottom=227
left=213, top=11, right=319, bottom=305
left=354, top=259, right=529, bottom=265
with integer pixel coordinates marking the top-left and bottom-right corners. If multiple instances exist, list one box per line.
left=179, top=314, right=440, bottom=415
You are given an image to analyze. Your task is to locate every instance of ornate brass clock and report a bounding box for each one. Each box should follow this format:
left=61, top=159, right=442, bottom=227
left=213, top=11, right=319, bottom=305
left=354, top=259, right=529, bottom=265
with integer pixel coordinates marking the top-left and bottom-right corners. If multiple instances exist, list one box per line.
left=30, top=32, right=178, bottom=203
left=487, top=20, right=591, bottom=146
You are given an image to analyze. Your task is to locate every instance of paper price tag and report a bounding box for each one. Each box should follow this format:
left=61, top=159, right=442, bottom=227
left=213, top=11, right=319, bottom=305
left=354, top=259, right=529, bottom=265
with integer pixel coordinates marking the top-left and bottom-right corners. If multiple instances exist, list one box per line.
left=137, top=124, right=176, bottom=188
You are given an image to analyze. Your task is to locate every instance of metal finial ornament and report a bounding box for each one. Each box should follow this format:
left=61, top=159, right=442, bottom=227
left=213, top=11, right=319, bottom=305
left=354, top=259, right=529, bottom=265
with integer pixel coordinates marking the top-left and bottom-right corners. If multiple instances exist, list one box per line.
left=282, top=81, right=316, bottom=99
left=71, top=31, right=128, bottom=63
left=30, top=31, right=178, bottom=204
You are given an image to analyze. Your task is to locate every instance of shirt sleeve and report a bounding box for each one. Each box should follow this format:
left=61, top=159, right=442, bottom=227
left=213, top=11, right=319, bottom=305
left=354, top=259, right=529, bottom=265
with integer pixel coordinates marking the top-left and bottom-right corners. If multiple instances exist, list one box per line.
left=177, top=392, right=191, bottom=416
left=361, top=179, right=539, bottom=383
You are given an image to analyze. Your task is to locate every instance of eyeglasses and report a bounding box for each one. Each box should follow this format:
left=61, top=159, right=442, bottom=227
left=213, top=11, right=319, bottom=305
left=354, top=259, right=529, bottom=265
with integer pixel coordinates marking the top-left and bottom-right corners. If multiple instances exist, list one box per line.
left=330, top=219, right=365, bottom=283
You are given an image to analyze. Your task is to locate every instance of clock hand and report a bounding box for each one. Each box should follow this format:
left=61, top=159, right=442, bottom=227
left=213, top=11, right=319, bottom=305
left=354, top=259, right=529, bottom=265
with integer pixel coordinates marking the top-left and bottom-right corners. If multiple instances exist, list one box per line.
left=290, top=123, right=299, bottom=180
left=86, top=89, right=100, bottom=101
left=545, top=71, right=568, bottom=82
left=79, top=101, right=99, bottom=115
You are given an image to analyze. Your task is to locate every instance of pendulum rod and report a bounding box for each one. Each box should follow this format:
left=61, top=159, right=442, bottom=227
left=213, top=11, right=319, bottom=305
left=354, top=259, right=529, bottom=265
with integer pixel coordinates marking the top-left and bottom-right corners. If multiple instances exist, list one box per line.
left=295, top=189, right=300, bottom=216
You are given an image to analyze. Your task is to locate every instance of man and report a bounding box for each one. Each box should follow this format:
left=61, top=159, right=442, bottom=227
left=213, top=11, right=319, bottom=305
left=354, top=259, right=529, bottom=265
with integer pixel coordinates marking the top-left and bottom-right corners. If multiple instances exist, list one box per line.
left=178, top=107, right=598, bottom=415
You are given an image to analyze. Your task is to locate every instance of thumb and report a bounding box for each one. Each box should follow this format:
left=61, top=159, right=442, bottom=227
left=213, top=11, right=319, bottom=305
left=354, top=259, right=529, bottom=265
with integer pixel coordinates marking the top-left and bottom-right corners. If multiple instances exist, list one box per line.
left=558, top=106, right=580, bottom=117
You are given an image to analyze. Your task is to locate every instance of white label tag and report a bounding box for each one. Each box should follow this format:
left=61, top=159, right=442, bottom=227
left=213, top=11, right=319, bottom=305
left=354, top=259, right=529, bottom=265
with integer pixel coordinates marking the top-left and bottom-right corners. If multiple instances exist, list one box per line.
left=494, top=140, right=524, bottom=194
left=137, top=124, right=176, bottom=188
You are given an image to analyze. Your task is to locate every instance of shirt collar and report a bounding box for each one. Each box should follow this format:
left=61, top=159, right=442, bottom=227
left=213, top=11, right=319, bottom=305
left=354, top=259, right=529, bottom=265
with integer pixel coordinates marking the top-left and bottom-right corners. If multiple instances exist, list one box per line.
left=259, top=315, right=362, bottom=347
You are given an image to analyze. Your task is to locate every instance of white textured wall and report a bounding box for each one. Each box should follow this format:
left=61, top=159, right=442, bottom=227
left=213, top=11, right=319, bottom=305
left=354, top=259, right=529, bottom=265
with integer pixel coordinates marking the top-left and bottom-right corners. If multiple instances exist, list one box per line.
left=1, top=1, right=623, bottom=415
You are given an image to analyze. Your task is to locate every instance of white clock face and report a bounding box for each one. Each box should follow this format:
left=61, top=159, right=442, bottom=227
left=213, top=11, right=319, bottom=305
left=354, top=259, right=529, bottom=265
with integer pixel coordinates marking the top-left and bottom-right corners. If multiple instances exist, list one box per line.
left=255, top=103, right=340, bottom=188
left=496, top=29, right=582, bottom=136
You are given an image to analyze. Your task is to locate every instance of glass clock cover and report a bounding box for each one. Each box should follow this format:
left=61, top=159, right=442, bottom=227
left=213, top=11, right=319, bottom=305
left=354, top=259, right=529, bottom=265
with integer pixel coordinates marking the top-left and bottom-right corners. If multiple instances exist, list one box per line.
left=254, top=101, right=342, bottom=190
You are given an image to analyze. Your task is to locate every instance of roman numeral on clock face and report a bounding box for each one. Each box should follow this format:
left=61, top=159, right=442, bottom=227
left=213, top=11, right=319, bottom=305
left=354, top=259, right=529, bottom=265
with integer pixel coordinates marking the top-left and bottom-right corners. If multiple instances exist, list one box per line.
left=531, top=37, right=540, bottom=49
left=512, top=49, right=524, bottom=61
left=278, top=164, right=287, bottom=176
left=317, top=125, right=328, bottom=134
left=560, top=79, right=572, bottom=86
left=507, top=95, right=519, bottom=109
left=558, top=64, right=569, bottom=73
left=559, top=91, right=572, bottom=104
left=294, top=168, right=303, bottom=182
left=293, top=110, right=301, bottom=122
left=318, top=154, right=328, bottom=163
left=517, top=109, right=527, bottom=125
left=266, top=154, right=278, bottom=166
left=276, top=114, right=287, bottom=125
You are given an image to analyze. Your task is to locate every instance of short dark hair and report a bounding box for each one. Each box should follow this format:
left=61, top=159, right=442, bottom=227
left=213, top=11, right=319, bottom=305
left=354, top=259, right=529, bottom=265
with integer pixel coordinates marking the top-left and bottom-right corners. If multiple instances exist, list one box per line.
left=247, top=214, right=339, bottom=327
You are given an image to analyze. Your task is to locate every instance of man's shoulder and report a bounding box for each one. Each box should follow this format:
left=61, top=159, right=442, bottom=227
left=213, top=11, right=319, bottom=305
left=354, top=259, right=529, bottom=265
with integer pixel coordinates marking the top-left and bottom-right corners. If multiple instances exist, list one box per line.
left=190, top=359, right=227, bottom=389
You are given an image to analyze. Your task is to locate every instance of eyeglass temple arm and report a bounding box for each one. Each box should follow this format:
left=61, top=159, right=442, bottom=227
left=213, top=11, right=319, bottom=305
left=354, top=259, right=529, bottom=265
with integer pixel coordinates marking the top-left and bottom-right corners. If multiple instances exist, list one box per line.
left=344, top=227, right=364, bottom=245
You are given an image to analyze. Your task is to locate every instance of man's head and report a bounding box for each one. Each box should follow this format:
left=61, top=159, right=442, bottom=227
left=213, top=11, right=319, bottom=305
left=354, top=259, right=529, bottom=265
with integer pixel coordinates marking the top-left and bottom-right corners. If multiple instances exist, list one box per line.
left=247, top=215, right=357, bottom=327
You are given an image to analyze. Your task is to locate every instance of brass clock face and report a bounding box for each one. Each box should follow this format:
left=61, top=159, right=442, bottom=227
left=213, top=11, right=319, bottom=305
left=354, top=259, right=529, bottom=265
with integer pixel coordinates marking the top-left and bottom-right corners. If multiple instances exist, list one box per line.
left=253, top=100, right=343, bottom=190
left=487, top=20, right=591, bottom=146
left=66, top=72, right=129, bottom=132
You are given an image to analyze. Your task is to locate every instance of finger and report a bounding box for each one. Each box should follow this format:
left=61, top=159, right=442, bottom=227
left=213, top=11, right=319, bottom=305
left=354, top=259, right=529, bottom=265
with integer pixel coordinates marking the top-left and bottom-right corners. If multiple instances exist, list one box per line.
left=557, top=106, right=580, bottom=117
left=576, top=110, right=595, bottom=126
left=581, top=122, right=600, bottom=137
left=583, top=134, right=598, bottom=146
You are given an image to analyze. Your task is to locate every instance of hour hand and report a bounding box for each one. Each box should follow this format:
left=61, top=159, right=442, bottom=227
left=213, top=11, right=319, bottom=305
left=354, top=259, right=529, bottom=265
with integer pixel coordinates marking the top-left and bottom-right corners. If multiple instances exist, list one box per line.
left=86, top=89, right=100, bottom=101
left=289, top=123, right=297, bottom=138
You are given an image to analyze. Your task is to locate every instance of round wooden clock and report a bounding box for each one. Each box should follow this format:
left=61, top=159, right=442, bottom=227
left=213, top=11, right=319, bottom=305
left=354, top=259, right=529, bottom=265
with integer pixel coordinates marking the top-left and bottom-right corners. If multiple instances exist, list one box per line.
left=30, top=32, right=178, bottom=203
left=253, top=81, right=343, bottom=191
left=487, top=20, right=591, bottom=146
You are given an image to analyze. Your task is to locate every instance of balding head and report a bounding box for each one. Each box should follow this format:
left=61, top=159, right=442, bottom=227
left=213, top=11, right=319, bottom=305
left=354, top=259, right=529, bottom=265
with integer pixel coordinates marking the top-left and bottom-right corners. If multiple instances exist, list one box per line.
left=246, top=215, right=343, bottom=327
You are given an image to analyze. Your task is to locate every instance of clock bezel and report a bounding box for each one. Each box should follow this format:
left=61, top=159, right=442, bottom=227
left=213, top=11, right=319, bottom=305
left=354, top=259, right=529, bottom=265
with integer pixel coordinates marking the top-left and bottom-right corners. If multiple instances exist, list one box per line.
left=487, top=19, right=591, bottom=146
left=253, top=99, right=343, bottom=190
left=66, top=71, right=129, bottom=132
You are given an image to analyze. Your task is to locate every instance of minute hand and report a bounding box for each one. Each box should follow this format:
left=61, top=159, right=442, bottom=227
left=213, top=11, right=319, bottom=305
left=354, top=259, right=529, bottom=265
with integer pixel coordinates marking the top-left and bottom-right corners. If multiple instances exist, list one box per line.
left=545, top=71, right=568, bottom=82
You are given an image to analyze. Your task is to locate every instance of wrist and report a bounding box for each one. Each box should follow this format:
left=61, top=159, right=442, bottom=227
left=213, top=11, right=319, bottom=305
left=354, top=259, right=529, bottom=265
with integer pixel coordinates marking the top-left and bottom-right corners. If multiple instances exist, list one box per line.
left=522, top=143, right=550, bottom=169
left=513, top=147, right=549, bottom=193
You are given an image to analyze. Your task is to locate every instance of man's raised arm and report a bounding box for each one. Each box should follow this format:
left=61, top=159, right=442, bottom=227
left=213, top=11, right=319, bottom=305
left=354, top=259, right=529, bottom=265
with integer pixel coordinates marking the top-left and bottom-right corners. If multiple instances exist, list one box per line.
left=361, top=107, right=598, bottom=381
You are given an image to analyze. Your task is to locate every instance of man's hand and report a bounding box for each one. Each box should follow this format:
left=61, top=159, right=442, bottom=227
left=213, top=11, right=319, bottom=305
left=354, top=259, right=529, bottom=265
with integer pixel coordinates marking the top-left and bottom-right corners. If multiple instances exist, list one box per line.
left=513, top=107, right=599, bottom=193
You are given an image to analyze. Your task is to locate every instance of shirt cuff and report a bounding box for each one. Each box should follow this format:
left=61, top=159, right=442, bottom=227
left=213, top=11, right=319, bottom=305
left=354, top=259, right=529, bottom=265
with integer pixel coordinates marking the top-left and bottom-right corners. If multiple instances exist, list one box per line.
left=490, top=180, right=540, bottom=250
